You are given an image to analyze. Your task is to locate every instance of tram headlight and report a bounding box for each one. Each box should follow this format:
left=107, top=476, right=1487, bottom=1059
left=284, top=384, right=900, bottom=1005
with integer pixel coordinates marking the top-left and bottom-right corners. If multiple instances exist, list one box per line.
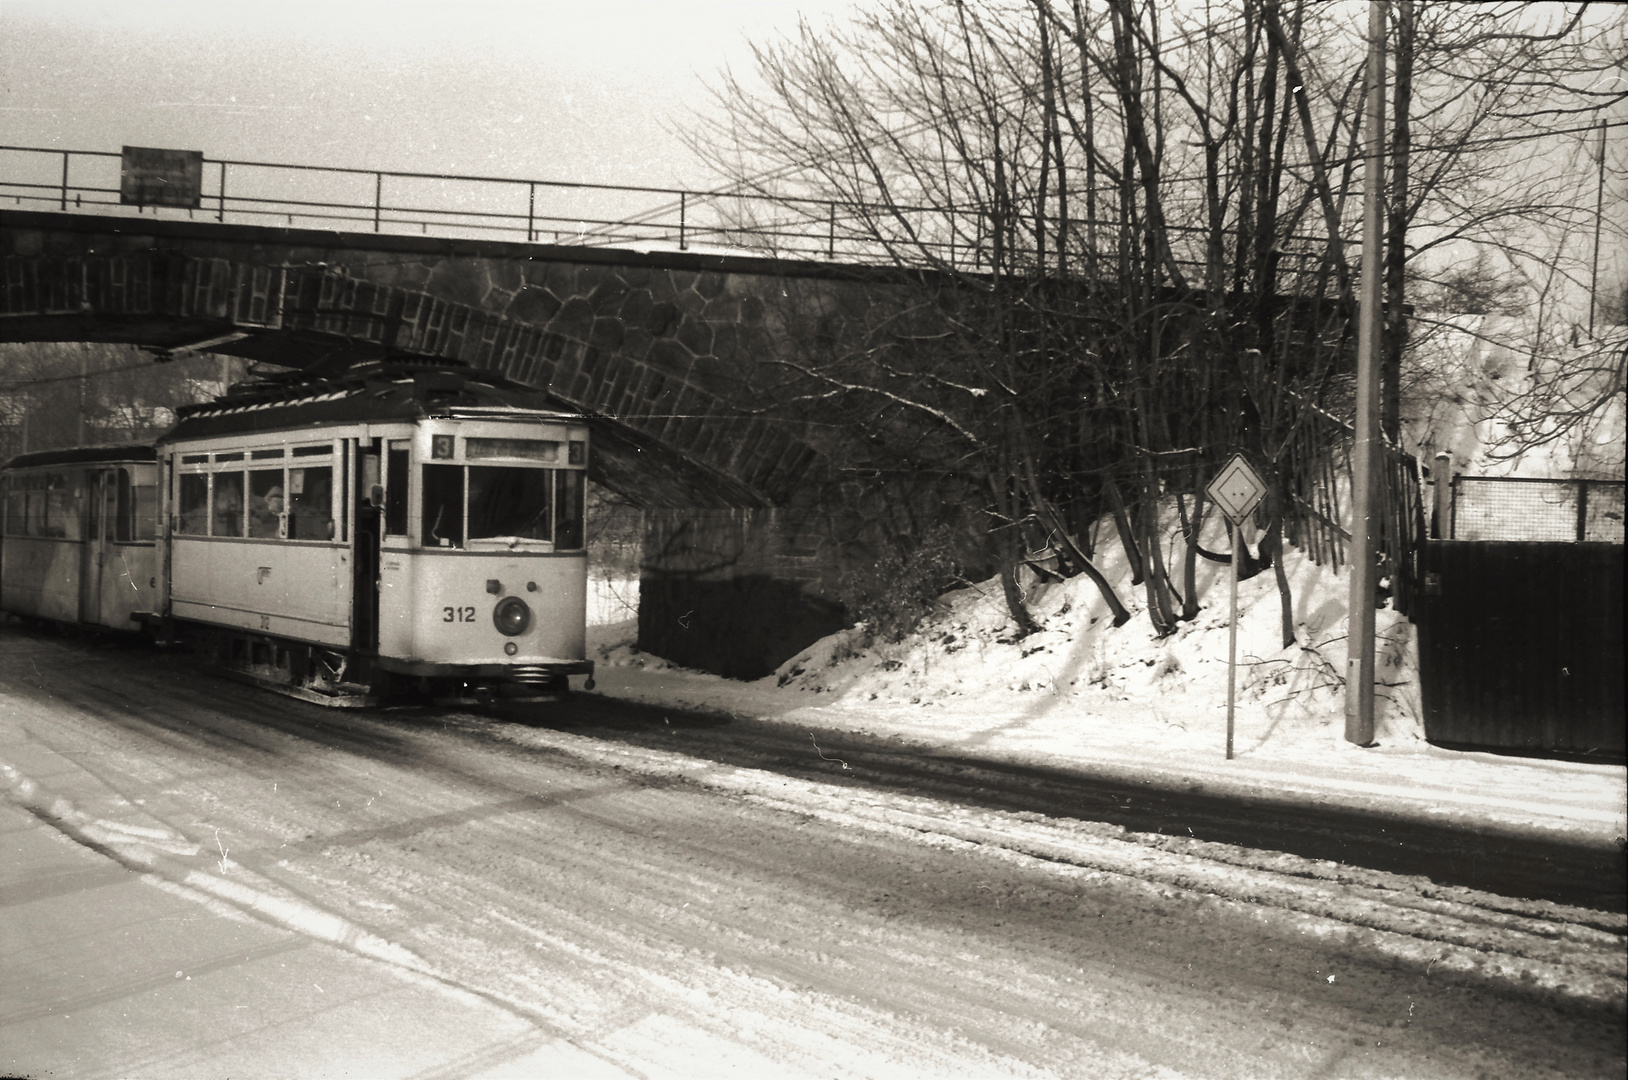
left=493, top=596, right=532, bottom=636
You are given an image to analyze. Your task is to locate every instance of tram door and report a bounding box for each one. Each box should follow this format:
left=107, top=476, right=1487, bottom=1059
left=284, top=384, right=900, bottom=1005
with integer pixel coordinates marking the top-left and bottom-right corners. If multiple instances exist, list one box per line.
left=352, top=442, right=382, bottom=652
left=78, top=470, right=118, bottom=627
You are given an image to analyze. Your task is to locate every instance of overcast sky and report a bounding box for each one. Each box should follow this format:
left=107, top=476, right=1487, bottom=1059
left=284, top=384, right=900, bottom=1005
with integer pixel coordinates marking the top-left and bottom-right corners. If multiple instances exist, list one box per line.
left=0, top=0, right=855, bottom=187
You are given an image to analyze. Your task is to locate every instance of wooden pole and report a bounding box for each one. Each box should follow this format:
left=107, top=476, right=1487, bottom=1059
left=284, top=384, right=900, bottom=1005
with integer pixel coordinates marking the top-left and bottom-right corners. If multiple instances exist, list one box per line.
left=1346, top=0, right=1386, bottom=746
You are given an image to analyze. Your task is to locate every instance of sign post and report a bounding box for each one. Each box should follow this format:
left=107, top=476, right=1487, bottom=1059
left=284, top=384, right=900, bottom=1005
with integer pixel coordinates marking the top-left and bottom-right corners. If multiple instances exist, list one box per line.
left=1206, top=454, right=1268, bottom=760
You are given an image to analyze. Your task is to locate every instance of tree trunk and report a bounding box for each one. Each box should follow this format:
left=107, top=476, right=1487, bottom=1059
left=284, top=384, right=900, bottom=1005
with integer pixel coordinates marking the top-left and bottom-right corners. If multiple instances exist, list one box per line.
left=1263, top=486, right=1295, bottom=647
left=1104, top=475, right=1145, bottom=584
left=1178, top=488, right=1205, bottom=621
left=1140, top=461, right=1176, bottom=634
left=999, top=556, right=1044, bottom=639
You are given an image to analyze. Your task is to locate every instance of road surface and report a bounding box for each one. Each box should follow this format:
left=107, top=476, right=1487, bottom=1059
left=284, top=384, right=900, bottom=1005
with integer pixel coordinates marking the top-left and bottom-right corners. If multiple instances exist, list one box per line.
left=3, top=624, right=1624, bottom=1078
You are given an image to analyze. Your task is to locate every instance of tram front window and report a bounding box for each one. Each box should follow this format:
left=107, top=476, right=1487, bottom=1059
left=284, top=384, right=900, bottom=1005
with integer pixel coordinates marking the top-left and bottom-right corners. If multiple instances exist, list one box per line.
left=468, top=466, right=551, bottom=545
left=422, top=464, right=464, bottom=547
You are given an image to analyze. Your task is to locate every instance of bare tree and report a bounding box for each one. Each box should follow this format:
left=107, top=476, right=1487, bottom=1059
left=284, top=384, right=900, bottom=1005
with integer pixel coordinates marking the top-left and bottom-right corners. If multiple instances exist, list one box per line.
left=689, top=0, right=1625, bottom=641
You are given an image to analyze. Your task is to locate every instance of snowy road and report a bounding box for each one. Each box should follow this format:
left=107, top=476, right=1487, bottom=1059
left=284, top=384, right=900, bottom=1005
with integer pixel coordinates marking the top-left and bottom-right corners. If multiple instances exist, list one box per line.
left=3, top=626, right=1625, bottom=1079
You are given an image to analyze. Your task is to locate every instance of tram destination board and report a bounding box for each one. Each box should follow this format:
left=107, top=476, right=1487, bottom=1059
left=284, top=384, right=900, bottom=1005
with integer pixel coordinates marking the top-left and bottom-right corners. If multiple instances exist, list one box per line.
left=120, top=146, right=203, bottom=208
left=1207, top=454, right=1268, bottom=524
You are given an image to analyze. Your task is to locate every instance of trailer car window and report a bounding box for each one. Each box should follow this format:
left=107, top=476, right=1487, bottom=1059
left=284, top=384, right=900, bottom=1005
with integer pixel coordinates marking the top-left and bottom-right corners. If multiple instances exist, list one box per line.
left=421, top=465, right=464, bottom=547
left=468, top=466, right=550, bottom=542
left=117, top=470, right=157, bottom=542
left=137, top=484, right=157, bottom=541
left=3, top=482, right=19, bottom=537
left=177, top=474, right=208, bottom=535
left=43, top=473, right=74, bottom=538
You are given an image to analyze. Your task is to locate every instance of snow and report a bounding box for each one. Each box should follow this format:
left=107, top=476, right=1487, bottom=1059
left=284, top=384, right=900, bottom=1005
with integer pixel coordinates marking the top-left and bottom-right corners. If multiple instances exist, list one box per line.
left=587, top=514, right=1626, bottom=846
left=1404, top=313, right=1627, bottom=480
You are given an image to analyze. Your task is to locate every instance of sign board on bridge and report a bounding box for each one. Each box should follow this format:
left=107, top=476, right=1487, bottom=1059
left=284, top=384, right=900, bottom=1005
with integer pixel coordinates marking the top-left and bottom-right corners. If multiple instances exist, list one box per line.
left=121, top=146, right=203, bottom=209
left=1206, top=453, right=1267, bottom=524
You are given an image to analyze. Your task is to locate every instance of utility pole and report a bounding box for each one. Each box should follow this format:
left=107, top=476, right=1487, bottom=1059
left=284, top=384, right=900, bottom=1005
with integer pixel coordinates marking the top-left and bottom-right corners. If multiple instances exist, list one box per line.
left=1589, top=120, right=1606, bottom=337
left=1346, top=0, right=1386, bottom=747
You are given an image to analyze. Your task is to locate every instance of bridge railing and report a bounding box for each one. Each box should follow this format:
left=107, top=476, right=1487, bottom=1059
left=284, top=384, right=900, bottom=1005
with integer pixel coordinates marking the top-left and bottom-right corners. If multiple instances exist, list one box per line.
left=1, top=144, right=1334, bottom=280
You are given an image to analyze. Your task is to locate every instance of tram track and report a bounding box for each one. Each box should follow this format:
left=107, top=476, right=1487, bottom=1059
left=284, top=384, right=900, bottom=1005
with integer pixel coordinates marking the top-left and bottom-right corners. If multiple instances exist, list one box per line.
left=511, top=693, right=1628, bottom=916
left=8, top=621, right=1625, bottom=917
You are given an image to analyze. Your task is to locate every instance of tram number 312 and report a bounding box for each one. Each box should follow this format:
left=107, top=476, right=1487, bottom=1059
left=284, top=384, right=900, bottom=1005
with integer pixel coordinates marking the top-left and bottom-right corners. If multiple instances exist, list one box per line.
left=444, top=606, right=477, bottom=623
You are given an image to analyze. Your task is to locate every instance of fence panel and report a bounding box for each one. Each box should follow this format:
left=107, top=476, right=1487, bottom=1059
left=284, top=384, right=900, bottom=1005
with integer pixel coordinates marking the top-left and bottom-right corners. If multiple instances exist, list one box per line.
left=1417, top=540, right=1625, bottom=758
left=1452, top=477, right=1626, bottom=543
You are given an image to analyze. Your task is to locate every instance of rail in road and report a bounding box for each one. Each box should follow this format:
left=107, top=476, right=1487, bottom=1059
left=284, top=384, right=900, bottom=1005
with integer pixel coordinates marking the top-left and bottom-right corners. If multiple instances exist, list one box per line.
left=0, top=620, right=1619, bottom=913
left=3, top=623, right=1624, bottom=1078
left=514, top=694, right=1628, bottom=916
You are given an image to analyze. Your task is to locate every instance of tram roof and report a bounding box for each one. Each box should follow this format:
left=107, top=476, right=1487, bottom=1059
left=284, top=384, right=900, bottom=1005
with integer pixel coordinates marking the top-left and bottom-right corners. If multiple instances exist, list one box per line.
left=162, top=362, right=579, bottom=443
left=3, top=443, right=158, bottom=472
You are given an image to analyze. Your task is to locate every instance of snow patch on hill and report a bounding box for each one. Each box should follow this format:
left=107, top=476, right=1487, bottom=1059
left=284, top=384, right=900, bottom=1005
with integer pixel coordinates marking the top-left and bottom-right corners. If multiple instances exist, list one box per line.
left=588, top=513, right=1624, bottom=842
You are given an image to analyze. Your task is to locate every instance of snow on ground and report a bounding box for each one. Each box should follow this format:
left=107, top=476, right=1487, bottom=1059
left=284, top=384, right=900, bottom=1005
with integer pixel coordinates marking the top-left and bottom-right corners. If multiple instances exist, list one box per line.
left=587, top=516, right=1626, bottom=846
left=588, top=573, right=640, bottom=627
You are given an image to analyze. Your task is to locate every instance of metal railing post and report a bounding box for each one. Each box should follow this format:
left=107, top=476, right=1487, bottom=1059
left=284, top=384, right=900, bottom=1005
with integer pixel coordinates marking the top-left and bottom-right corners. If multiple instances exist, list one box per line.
left=679, top=192, right=687, bottom=251
left=1432, top=452, right=1451, bottom=539
left=828, top=202, right=836, bottom=258
left=218, top=162, right=226, bottom=222
left=373, top=172, right=382, bottom=233
left=60, top=151, right=69, bottom=211
left=527, top=182, right=536, bottom=241
left=1576, top=481, right=1589, bottom=543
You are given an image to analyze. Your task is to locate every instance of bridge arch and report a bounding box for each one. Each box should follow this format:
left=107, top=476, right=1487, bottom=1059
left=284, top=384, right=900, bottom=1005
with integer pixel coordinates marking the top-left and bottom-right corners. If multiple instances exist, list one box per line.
left=1, top=208, right=935, bottom=675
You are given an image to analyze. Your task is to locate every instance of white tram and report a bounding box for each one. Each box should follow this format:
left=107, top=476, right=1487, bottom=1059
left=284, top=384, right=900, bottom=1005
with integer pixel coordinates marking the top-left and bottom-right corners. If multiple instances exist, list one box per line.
left=0, top=445, right=161, bottom=632
left=1, top=363, right=595, bottom=704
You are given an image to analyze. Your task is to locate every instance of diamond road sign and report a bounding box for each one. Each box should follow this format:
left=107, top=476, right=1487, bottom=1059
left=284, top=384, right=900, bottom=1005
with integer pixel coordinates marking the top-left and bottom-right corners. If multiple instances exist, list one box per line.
left=1207, top=454, right=1268, bottom=524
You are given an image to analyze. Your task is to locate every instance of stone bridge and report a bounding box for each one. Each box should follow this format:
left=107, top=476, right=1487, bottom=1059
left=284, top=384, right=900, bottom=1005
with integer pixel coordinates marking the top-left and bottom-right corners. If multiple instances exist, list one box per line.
left=1, top=209, right=930, bottom=676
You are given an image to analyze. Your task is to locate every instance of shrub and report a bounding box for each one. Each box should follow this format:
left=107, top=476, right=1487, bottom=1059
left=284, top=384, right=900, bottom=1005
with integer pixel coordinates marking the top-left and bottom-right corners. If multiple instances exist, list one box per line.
left=838, top=525, right=962, bottom=644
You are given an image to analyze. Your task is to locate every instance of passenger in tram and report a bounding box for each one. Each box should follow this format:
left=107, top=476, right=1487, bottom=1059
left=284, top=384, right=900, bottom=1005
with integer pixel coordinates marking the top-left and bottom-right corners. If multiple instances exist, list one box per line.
left=250, top=486, right=284, bottom=539
left=291, top=470, right=334, bottom=540
left=212, top=483, right=243, bottom=537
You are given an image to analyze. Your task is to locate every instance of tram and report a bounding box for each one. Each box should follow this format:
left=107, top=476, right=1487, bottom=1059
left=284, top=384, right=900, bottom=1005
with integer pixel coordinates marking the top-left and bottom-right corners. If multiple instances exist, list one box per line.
left=0, top=362, right=595, bottom=705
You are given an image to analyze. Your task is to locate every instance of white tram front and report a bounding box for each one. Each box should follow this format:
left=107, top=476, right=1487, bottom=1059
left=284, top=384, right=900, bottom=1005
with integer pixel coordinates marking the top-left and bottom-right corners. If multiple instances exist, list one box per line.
left=157, top=364, right=594, bottom=703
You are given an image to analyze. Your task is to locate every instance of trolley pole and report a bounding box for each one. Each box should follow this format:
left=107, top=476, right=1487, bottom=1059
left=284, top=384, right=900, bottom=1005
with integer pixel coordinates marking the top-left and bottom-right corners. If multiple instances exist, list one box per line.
left=1346, top=0, right=1387, bottom=746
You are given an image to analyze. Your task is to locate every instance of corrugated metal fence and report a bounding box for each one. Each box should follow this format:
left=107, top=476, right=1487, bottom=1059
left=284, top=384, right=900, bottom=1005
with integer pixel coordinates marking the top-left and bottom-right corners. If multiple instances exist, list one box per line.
left=1417, top=476, right=1625, bottom=759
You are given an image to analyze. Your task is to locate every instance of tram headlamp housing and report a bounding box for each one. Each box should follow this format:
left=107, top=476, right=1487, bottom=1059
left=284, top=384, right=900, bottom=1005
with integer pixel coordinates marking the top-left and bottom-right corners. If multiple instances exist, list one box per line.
left=493, top=596, right=532, bottom=636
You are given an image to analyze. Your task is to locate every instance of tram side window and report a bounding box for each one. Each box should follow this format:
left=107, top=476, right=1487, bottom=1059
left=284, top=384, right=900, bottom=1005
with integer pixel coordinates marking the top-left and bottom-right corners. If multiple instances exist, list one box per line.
left=213, top=471, right=245, bottom=538
left=468, top=466, right=550, bottom=542
left=177, top=474, right=208, bottom=535
left=115, top=470, right=158, bottom=542
left=248, top=470, right=285, bottom=539
left=290, top=466, right=333, bottom=540
left=555, top=470, right=585, bottom=550
left=42, top=473, right=75, bottom=538
left=421, top=465, right=464, bottom=547
left=384, top=445, right=409, bottom=536
left=2, top=481, right=21, bottom=537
